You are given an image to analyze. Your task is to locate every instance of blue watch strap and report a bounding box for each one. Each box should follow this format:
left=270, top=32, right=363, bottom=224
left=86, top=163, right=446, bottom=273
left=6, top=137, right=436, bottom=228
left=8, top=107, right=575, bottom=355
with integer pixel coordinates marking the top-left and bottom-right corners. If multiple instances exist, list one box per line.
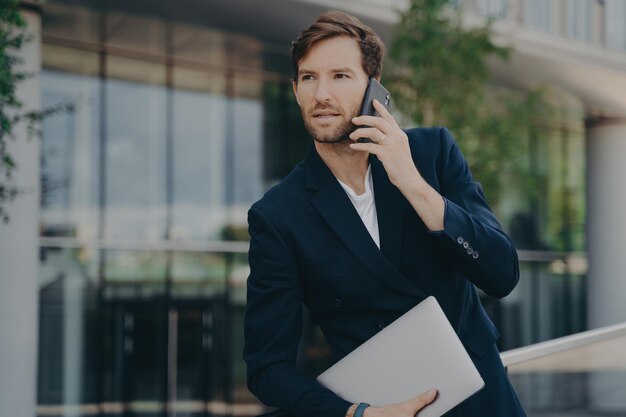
left=354, top=403, right=370, bottom=417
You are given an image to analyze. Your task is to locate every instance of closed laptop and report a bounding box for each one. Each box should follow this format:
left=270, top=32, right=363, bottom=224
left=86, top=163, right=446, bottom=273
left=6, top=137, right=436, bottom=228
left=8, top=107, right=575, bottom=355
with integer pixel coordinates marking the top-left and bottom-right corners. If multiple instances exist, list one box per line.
left=317, top=296, right=484, bottom=417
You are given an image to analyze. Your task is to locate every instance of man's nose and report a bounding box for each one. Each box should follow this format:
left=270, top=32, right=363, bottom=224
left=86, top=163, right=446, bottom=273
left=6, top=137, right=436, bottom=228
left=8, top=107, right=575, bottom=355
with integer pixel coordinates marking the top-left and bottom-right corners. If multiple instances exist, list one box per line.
left=314, top=79, right=332, bottom=103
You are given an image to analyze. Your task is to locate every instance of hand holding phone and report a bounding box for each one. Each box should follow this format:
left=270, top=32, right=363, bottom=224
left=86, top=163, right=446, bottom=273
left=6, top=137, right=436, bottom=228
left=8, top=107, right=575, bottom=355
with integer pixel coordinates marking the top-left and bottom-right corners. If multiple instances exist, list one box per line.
left=357, top=78, right=391, bottom=143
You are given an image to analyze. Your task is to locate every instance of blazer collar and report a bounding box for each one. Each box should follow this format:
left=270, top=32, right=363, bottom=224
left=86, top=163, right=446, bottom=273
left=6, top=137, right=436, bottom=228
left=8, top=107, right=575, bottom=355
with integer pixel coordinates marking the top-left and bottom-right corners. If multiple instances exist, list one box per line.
left=370, top=155, right=405, bottom=270
left=304, top=146, right=425, bottom=298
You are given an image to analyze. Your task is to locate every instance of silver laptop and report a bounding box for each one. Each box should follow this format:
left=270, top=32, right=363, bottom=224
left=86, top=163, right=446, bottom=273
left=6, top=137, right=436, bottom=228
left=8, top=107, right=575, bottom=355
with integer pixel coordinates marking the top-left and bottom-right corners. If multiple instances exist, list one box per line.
left=316, top=296, right=484, bottom=417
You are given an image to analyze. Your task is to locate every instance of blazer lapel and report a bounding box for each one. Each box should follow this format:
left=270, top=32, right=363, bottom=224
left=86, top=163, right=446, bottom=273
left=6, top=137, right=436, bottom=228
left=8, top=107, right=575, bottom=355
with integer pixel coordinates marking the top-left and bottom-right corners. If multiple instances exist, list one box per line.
left=305, top=147, right=425, bottom=298
left=370, top=155, right=404, bottom=269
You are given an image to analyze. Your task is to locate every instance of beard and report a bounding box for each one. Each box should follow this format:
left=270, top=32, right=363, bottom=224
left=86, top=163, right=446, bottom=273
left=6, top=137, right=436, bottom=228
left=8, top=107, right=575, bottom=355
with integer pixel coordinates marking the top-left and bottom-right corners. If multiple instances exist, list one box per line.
left=302, top=103, right=360, bottom=145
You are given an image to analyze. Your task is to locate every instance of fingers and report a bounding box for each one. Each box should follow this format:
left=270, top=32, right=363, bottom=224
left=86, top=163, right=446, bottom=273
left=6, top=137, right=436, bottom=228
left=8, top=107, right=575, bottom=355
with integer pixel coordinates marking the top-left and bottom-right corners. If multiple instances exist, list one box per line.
left=372, top=99, right=397, bottom=126
left=349, top=127, right=386, bottom=143
left=410, top=388, right=438, bottom=413
left=352, top=100, right=399, bottom=136
left=349, top=141, right=380, bottom=155
left=352, top=114, right=390, bottom=132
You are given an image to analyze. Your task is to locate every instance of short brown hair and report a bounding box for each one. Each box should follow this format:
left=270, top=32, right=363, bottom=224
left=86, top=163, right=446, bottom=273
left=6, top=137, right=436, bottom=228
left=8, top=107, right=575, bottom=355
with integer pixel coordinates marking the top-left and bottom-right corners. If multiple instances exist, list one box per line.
left=291, top=11, right=385, bottom=82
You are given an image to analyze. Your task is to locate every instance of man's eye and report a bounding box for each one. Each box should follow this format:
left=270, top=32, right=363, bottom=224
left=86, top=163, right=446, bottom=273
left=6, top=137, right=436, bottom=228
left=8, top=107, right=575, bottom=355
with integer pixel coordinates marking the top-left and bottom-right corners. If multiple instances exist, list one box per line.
left=336, top=74, right=349, bottom=79
left=301, top=74, right=314, bottom=81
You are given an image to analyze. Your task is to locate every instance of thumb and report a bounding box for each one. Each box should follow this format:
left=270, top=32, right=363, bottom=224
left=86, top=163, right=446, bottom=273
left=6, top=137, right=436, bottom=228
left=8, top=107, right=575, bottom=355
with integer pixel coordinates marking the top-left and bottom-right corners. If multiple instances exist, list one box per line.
left=411, top=388, right=438, bottom=412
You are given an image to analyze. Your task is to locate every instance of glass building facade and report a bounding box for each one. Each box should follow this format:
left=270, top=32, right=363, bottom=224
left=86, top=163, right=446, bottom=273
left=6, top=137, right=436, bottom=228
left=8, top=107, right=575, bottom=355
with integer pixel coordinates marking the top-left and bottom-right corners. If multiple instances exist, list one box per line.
left=38, top=1, right=310, bottom=415
left=35, top=0, right=626, bottom=415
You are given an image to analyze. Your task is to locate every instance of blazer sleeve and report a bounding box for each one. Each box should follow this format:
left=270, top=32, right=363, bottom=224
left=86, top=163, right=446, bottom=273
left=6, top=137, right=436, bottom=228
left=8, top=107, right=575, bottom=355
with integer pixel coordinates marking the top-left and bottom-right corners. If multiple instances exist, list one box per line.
left=244, top=206, right=352, bottom=417
left=427, top=128, right=520, bottom=298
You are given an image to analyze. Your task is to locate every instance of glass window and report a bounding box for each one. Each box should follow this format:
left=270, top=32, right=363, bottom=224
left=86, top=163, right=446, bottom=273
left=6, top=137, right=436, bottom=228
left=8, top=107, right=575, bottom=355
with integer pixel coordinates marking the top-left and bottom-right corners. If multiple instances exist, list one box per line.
left=171, top=68, right=227, bottom=241
left=228, top=77, right=266, bottom=230
left=42, top=2, right=100, bottom=44
left=565, top=0, right=592, bottom=41
left=475, top=0, right=509, bottom=18
left=41, top=65, right=100, bottom=239
left=605, top=0, right=626, bottom=50
left=104, top=60, right=167, bottom=240
left=524, top=0, right=552, bottom=32
left=106, top=12, right=167, bottom=56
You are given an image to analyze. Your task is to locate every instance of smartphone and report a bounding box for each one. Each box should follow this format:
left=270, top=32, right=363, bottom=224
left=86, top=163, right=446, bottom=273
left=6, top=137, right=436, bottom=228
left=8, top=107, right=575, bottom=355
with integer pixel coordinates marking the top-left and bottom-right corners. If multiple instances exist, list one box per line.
left=357, top=78, right=391, bottom=143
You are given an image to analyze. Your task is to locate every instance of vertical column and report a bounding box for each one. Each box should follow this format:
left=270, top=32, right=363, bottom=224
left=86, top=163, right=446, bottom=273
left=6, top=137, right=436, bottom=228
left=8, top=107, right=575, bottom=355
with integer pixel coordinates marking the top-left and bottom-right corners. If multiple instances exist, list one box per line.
left=0, top=4, right=42, bottom=417
left=586, top=119, right=626, bottom=328
left=586, top=118, right=626, bottom=413
left=62, top=260, right=84, bottom=417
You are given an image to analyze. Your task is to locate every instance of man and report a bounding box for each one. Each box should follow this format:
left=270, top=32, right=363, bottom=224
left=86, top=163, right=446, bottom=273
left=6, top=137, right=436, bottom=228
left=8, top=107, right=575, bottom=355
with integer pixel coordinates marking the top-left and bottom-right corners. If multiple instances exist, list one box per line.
left=244, top=10, right=526, bottom=417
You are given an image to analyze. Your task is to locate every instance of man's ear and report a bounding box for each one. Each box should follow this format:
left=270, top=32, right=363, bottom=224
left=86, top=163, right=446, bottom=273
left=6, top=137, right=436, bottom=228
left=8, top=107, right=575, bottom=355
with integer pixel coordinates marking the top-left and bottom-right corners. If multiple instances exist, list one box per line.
left=292, top=80, right=300, bottom=107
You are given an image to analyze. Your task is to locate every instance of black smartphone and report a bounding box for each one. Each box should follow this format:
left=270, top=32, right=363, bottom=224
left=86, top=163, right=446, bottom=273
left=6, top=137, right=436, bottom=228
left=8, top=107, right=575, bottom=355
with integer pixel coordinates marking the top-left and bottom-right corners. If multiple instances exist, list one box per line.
left=357, top=78, right=391, bottom=143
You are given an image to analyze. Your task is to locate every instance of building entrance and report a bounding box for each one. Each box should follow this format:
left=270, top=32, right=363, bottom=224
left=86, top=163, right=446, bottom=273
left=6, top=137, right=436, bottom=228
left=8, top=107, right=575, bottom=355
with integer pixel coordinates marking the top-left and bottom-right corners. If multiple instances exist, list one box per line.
left=101, top=300, right=216, bottom=417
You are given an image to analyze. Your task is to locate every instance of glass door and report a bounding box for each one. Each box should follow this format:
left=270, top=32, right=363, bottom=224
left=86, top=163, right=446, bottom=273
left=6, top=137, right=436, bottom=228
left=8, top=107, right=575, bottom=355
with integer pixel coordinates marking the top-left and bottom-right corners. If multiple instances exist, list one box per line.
left=101, top=301, right=215, bottom=417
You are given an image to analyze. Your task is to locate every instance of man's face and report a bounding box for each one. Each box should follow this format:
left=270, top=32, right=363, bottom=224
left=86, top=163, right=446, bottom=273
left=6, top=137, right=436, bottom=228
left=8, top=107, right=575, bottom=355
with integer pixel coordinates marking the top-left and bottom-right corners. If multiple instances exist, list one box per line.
left=292, top=36, right=370, bottom=144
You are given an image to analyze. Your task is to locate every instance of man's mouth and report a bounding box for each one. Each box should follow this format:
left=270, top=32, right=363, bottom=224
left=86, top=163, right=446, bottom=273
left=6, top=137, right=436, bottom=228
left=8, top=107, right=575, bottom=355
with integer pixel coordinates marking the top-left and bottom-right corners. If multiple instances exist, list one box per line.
left=312, top=112, right=340, bottom=120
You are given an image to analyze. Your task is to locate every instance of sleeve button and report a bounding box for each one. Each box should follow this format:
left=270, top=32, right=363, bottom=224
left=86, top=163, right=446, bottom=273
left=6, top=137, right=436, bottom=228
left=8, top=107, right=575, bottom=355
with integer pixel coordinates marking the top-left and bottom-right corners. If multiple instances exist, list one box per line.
left=463, top=242, right=469, bottom=249
left=467, top=247, right=474, bottom=255
left=457, top=236, right=464, bottom=244
left=473, top=251, right=479, bottom=259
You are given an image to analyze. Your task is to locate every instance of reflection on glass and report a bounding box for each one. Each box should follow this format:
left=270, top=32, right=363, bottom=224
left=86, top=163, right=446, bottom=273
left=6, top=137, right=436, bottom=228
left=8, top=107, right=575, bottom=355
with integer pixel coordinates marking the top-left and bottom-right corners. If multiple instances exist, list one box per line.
left=41, top=68, right=100, bottom=239
left=104, top=250, right=167, bottom=282
left=605, top=0, right=626, bottom=50
left=106, top=12, right=166, bottom=56
left=475, top=0, right=509, bottom=18
left=231, top=77, right=264, bottom=228
left=228, top=252, right=250, bottom=306
left=105, top=74, right=167, bottom=240
left=42, top=44, right=99, bottom=75
left=524, top=0, right=552, bottom=32
left=565, top=0, right=591, bottom=41
left=172, top=70, right=227, bottom=241
left=171, top=252, right=227, bottom=283
left=38, top=248, right=99, bottom=407
left=479, top=258, right=586, bottom=353
left=42, top=3, right=100, bottom=44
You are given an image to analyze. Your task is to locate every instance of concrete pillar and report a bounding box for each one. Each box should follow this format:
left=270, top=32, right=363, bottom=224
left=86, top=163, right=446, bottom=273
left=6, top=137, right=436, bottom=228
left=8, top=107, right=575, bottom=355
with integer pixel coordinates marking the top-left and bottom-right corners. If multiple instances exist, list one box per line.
left=586, top=119, right=626, bottom=414
left=63, top=258, right=84, bottom=417
left=0, top=4, right=42, bottom=417
left=586, top=119, right=626, bottom=328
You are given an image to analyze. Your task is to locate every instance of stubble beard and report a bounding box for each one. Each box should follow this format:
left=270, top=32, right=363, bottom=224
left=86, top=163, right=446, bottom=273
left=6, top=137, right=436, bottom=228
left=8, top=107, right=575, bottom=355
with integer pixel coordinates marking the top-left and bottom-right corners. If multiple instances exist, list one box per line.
left=302, top=104, right=360, bottom=148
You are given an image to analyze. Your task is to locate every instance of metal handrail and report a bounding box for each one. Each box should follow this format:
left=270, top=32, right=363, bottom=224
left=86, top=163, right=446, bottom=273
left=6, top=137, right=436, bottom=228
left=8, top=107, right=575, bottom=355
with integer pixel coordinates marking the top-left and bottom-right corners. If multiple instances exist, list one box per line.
left=40, top=237, right=586, bottom=261
left=39, top=236, right=249, bottom=254
left=500, top=321, right=626, bottom=367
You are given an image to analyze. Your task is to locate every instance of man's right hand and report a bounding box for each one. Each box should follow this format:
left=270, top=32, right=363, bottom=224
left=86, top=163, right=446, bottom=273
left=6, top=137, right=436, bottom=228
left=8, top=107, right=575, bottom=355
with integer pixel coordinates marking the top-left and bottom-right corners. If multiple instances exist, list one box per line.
left=363, top=389, right=437, bottom=417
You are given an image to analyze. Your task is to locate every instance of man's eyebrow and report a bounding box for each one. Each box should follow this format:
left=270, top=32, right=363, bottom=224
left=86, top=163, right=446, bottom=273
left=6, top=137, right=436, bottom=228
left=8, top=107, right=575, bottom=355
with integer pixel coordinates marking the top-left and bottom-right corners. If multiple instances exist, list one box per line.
left=297, top=68, right=357, bottom=76
left=332, top=67, right=356, bottom=74
left=297, top=69, right=316, bottom=76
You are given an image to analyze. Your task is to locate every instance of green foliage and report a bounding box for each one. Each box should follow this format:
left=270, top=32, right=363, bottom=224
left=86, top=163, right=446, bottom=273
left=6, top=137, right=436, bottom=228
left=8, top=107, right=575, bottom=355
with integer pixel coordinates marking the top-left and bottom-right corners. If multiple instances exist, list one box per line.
left=385, top=0, right=544, bottom=210
left=0, top=0, right=73, bottom=222
left=0, top=0, right=28, bottom=222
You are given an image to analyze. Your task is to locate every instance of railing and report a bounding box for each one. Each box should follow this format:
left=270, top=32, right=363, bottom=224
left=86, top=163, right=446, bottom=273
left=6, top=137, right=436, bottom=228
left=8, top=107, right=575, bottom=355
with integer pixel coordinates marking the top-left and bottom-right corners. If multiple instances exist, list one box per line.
left=501, top=320, right=626, bottom=416
left=501, top=320, right=626, bottom=368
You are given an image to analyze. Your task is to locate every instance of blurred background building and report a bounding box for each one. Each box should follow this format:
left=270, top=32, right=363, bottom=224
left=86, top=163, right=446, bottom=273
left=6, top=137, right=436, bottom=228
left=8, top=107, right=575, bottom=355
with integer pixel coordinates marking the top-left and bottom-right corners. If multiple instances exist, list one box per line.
left=1, top=0, right=626, bottom=416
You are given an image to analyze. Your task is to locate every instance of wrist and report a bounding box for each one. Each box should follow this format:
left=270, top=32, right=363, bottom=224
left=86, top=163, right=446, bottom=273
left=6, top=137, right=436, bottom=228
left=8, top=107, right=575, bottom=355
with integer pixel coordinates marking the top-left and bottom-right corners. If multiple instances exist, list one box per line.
left=395, top=169, right=425, bottom=192
left=362, top=406, right=376, bottom=417
left=345, top=403, right=357, bottom=417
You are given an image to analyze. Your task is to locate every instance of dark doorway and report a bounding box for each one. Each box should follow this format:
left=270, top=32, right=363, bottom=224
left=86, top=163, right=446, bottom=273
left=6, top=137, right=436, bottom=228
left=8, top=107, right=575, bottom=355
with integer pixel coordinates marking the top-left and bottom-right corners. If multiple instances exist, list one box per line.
left=101, top=300, right=215, bottom=417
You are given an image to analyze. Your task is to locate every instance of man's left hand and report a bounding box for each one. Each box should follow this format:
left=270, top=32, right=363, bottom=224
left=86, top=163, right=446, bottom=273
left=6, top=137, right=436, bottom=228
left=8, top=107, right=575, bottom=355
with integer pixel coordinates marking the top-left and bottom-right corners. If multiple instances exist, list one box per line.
left=349, top=99, right=445, bottom=231
left=349, top=99, right=421, bottom=193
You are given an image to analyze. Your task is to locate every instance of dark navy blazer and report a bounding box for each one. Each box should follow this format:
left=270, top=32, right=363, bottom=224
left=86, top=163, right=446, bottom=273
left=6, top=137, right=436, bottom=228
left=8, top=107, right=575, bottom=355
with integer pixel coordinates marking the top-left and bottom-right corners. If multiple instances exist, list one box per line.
left=244, top=127, right=526, bottom=417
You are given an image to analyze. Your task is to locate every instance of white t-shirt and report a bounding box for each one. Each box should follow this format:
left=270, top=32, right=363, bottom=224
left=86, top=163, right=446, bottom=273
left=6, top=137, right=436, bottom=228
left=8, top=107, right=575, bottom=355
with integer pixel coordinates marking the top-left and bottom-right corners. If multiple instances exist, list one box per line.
left=337, top=164, right=380, bottom=248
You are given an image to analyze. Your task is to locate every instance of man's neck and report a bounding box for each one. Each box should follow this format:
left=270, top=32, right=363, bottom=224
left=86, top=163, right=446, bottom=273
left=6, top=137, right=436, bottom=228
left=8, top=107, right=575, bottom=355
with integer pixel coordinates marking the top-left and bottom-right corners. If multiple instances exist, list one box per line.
left=315, top=142, right=370, bottom=195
